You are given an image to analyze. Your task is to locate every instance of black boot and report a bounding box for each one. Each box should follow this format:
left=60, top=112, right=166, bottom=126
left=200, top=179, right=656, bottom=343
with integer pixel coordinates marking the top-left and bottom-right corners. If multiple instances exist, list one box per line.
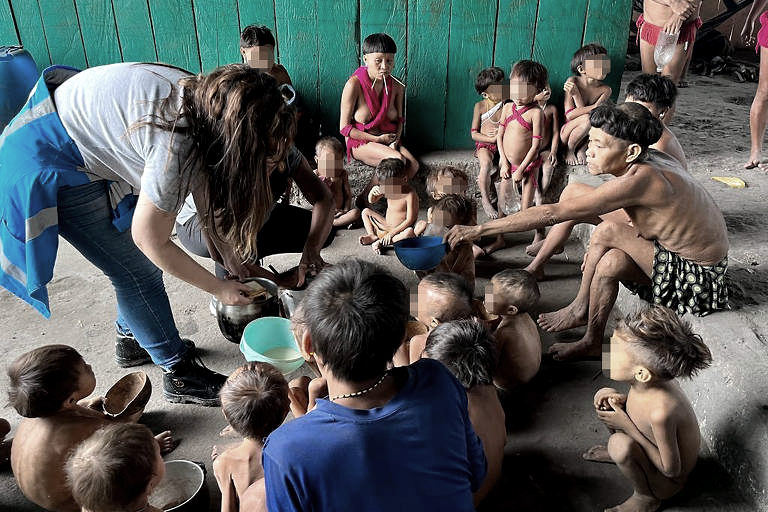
left=115, top=332, right=195, bottom=368
left=163, top=351, right=226, bottom=406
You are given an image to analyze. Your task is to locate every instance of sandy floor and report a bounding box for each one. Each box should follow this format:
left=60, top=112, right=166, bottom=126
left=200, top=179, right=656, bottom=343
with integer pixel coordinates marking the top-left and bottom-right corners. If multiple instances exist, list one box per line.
left=0, top=68, right=765, bottom=511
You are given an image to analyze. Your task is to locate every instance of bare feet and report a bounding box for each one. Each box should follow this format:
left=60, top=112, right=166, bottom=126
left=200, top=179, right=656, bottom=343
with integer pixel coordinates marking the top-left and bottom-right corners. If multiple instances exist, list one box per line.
left=523, top=264, right=545, bottom=281
left=582, top=445, right=614, bottom=464
left=155, top=430, right=176, bottom=454
left=745, top=152, right=762, bottom=169
left=481, top=197, right=499, bottom=220
left=482, top=236, right=505, bottom=255
left=605, top=493, right=661, bottom=512
left=565, top=149, right=578, bottom=166
left=546, top=338, right=601, bottom=361
left=372, top=239, right=383, bottom=254
left=537, top=302, right=587, bottom=332
left=576, top=146, right=587, bottom=165
left=472, top=244, right=487, bottom=259
left=525, top=239, right=564, bottom=257
left=359, top=234, right=377, bottom=245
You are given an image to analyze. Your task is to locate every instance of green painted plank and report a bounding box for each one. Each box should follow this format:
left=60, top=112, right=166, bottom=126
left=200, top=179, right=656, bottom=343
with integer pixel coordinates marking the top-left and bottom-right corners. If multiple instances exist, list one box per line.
left=8, top=0, right=50, bottom=69
left=113, top=0, right=157, bottom=62
left=406, top=0, right=451, bottom=150
left=582, top=0, right=632, bottom=101
left=0, top=0, right=19, bottom=46
left=316, top=0, right=357, bottom=138
left=359, top=0, right=407, bottom=82
left=37, top=0, right=87, bottom=68
left=275, top=0, right=318, bottom=111
left=236, top=0, right=278, bottom=62
left=444, top=0, right=497, bottom=149
left=193, top=0, right=240, bottom=71
left=148, top=0, right=200, bottom=72
left=76, top=0, right=121, bottom=66
left=493, top=0, right=538, bottom=73
left=532, top=0, right=590, bottom=107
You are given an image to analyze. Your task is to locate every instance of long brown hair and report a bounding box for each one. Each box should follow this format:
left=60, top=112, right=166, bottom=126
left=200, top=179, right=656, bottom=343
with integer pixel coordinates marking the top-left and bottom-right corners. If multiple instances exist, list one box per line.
left=136, top=63, right=296, bottom=260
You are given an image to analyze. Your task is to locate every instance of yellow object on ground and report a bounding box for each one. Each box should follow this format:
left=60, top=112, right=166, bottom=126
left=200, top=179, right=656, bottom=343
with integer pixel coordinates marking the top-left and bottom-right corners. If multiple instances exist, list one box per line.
left=711, top=177, right=746, bottom=188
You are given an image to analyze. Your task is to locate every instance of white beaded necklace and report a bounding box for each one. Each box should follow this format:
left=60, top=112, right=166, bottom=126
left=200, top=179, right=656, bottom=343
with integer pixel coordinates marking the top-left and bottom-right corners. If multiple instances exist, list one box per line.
left=330, top=371, right=389, bottom=401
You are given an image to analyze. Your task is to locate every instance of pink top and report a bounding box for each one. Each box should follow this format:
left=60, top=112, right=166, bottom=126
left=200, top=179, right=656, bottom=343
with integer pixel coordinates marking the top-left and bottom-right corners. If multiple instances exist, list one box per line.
left=341, top=66, right=398, bottom=137
left=500, top=103, right=536, bottom=131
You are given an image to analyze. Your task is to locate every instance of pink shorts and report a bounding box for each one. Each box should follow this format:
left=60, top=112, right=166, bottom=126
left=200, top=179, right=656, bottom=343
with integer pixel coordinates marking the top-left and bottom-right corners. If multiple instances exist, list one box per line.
left=508, top=158, right=542, bottom=189
left=345, top=137, right=368, bottom=161
left=636, top=14, right=701, bottom=47
left=757, top=11, right=768, bottom=53
left=474, top=141, right=497, bottom=157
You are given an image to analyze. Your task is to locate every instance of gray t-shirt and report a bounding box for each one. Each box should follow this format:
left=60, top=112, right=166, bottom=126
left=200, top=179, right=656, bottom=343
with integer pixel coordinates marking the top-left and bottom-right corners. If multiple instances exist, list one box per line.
left=54, top=62, right=193, bottom=212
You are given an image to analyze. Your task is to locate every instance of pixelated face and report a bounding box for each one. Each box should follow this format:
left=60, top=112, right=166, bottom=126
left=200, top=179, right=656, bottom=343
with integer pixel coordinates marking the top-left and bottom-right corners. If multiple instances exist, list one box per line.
left=433, top=173, right=467, bottom=199
left=315, top=148, right=344, bottom=178
left=509, top=79, right=538, bottom=106
left=364, top=52, right=395, bottom=79
left=380, top=176, right=406, bottom=195
left=602, top=330, right=636, bottom=382
left=241, top=45, right=275, bottom=71
left=431, top=209, right=458, bottom=230
left=582, top=55, right=610, bottom=80
left=483, top=83, right=505, bottom=103
left=585, top=127, right=630, bottom=176
left=415, top=283, right=434, bottom=327
left=484, top=282, right=507, bottom=316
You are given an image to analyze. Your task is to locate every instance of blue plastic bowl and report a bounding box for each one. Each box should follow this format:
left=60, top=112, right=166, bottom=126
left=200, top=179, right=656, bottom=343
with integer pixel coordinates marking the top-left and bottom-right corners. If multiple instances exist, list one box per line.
left=393, top=236, right=447, bottom=271
left=239, top=317, right=304, bottom=374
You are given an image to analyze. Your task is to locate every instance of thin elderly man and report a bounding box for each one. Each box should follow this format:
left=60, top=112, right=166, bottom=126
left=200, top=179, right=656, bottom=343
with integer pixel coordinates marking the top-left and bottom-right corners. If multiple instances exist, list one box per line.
left=447, top=102, right=728, bottom=361
left=638, top=0, right=702, bottom=87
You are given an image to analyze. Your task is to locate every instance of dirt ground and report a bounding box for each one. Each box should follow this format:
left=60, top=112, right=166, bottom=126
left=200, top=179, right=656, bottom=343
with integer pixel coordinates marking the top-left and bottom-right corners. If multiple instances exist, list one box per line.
left=0, top=65, right=765, bottom=511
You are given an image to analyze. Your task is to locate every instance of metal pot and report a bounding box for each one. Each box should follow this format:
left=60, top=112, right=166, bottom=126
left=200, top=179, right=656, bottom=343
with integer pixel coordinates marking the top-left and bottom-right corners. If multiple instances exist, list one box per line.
left=214, top=277, right=280, bottom=343
left=149, top=460, right=208, bottom=511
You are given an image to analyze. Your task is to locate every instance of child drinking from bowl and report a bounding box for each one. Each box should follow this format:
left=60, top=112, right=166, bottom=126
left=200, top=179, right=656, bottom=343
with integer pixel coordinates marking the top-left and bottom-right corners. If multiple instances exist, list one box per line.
left=359, top=158, right=418, bottom=254
left=66, top=422, right=165, bottom=512
left=213, top=362, right=290, bottom=512
left=8, top=345, right=173, bottom=512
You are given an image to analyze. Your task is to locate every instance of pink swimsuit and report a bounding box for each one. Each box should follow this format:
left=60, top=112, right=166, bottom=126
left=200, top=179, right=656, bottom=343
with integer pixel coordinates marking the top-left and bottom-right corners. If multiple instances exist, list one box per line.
left=500, top=103, right=542, bottom=186
left=340, top=67, right=399, bottom=160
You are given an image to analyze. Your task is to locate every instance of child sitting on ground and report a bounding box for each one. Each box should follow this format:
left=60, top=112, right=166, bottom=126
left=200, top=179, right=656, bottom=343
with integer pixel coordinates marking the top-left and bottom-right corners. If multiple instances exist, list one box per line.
left=624, top=73, right=687, bottom=169
left=418, top=194, right=476, bottom=289
left=8, top=345, right=173, bottom=512
left=485, top=270, right=542, bottom=390
left=423, top=319, right=506, bottom=506
left=314, top=136, right=360, bottom=228
left=66, top=423, right=165, bottom=512
left=470, top=67, right=506, bottom=221
left=408, top=272, right=474, bottom=363
left=359, top=158, right=418, bottom=254
left=497, top=60, right=549, bottom=252
left=213, top=362, right=290, bottom=512
left=560, top=43, right=612, bottom=165
left=584, top=306, right=712, bottom=512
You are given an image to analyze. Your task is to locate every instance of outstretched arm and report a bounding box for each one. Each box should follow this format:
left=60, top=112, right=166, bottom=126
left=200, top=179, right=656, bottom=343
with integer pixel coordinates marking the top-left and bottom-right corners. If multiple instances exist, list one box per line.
left=294, top=155, right=334, bottom=286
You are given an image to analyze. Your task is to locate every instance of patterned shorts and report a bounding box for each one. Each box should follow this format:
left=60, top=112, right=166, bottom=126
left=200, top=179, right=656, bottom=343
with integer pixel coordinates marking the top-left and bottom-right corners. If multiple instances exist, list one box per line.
left=623, top=241, right=728, bottom=316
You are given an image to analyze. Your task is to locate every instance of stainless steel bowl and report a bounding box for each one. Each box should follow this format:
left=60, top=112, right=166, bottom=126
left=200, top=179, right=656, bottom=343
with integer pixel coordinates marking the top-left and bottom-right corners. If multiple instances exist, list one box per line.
left=213, top=277, right=280, bottom=343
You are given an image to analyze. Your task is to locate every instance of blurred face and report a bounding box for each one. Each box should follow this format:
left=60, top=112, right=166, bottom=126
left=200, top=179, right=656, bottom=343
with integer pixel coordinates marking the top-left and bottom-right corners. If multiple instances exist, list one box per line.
left=431, top=209, right=459, bottom=230
left=433, top=173, right=466, bottom=199
left=482, top=83, right=504, bottom=103
left=582, top=55, right=610, bottom=80
left=585, top=127, right=631, bottom=176
left=315, top=148, right=344, bottom=178
left=484, top=282, right=508, bottom=316
left=364, top=52, right=395, bottom=79
left=380, top=176, right=406, bottom=195
left=602, top=330, right=638, bottom=382
left=74, top=359, right=97, bottom=400
left=509, top=79, right=537, bottom=106
left=241, top=45, right=275, bottom=71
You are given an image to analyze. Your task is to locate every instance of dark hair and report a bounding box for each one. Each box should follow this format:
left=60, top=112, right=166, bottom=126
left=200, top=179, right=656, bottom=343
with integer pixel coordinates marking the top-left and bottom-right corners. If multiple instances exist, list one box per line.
left=433, top=194, right=474, bottom=226
left=425, top=165, right=468, bottom=198
left=491, top=269, right=540, bottom=313
left=240, top=24, right=276, bottom=48
left=302, top=260, right=409, bottom=382
left=625, top=73, right=677, bottom=109
left=220, top=362, right=289, bottom=442
left=66, top=423, right=158, bottom=512
left=362, top=33, right=397, bottom=54
left=376, top=157, right=407, bottom=181
left=421, top=272, right=473, bottom=321
left=510, top=60, right=548, bottom=91
left=315, top=136, right=344, bottom=157
left=424, top=320, right=497, bottom=389
left=7, top=345, right=84, bottom=417
left=571, top=43, right=608, bottom=74
left=589, top=102, right=663, bottom=150
left=617, top=306, right=712, bottom=380
left=475, top=66, right=505, bottom=94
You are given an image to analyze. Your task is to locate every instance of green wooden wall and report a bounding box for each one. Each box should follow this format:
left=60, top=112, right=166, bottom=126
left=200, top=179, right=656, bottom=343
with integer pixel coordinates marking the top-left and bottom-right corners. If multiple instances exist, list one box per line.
left=0, top=0, right=632, bottom=150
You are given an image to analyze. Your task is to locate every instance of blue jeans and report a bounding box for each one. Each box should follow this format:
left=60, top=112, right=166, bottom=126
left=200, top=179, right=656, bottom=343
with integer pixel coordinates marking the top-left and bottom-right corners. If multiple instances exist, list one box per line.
left=57, top=180, right=186, bottom=368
